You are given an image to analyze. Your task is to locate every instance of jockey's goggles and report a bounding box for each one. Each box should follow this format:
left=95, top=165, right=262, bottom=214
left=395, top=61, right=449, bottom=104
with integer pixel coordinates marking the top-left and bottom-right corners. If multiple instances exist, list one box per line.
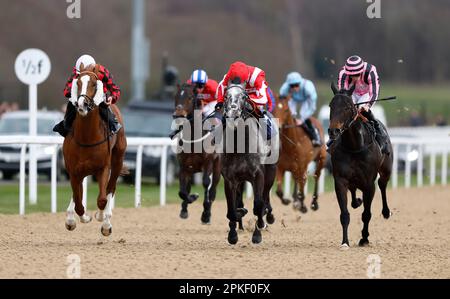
left=195, top=83, right=205, bottom=89
left=289, top=83, right=300, bottom=88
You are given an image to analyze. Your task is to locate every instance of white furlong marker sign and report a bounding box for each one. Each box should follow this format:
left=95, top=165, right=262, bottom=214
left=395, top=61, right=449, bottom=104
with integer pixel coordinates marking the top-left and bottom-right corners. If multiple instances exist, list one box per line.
left=15, top=48, right=51, bottom=205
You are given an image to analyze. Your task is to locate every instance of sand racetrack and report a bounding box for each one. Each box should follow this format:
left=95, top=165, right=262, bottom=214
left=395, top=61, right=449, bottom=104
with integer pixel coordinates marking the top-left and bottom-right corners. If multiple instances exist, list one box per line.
left=0, top=185, right=449, bottom=279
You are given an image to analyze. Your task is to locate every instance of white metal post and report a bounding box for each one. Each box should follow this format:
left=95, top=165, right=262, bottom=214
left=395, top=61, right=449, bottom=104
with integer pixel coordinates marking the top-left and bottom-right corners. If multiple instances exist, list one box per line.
left=442, top=151, right=448, bottom=186
left=135, top=145, right=143, bottom=207
left=29, top=84, right=37, bottom=204
left=160, top=145, right=168, bottom=206
left=19, top=144, right=26, bottom=215
left=51, top=145, right=58, bottom=213
left=417, top=143, right=423, bottom=187
left=405, top=144, right=411, bottom=188
left=430, top=152, right=436, bottom=186
left=159, top=145, right=167, bottom=206
left=318, top=170, right=325, bottom=194
left=392, top=143, right=399, bottom=189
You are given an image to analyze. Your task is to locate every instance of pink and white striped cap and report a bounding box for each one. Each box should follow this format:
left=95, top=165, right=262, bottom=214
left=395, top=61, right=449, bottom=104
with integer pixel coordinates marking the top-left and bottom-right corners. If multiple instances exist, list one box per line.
left=344, top=55, right=365, bottom=76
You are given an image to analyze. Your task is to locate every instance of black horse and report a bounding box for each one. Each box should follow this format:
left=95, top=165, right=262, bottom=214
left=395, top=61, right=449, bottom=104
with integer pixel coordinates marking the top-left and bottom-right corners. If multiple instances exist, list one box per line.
left=219, top=82, right=277, bottom=244
left=172, top=83, right=221, bottom=224
left=329, top=83, right=393, bottom=248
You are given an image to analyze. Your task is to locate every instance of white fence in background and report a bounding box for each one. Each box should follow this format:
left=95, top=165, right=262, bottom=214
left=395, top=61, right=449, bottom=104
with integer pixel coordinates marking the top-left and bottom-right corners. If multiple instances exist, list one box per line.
left=281, top=136, right=449, bottom=197
left=0, top=135, right=175, bottom=215
left=0, top=134, right=449, bottom=215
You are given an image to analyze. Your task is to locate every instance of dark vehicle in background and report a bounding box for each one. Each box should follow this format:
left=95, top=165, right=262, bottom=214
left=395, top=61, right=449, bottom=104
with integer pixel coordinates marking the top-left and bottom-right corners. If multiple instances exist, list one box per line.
left=0, top=110, right=65, bottom=180
left=122, top=100, right=177, bottom=184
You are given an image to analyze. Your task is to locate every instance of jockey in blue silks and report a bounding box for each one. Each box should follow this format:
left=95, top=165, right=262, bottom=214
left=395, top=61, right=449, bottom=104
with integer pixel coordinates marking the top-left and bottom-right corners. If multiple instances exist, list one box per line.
left=279, top=72, right=321, bottom=147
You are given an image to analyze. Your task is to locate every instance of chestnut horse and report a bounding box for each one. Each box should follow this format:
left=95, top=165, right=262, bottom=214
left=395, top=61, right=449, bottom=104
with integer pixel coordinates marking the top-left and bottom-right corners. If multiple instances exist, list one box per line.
left=172, top=83, right=221, bottom=224
left=63, top=64, right=127, bottom=236
left=272, top=96, right=327, bottom=213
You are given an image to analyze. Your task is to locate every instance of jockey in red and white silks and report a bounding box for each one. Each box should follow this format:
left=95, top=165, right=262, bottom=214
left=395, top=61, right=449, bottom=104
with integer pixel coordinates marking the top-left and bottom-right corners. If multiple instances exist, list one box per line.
left=216, top=61, right=275, bottom=112
left=214, top=61, right=277, bottom=140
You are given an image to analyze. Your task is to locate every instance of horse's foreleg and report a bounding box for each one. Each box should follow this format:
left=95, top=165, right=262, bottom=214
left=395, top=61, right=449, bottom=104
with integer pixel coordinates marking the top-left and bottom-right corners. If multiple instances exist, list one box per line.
left=359, top=184, right=375, bottom=247
left=294, top=171, right=308, bottom=214
left=65, top=198, right=76, bottom=231
left=69, top=176, right=92, bottom=224
left=335, top=179, right=350, bottom=248
left=94, top=168, right=109, bottom=222
left=236, top=182, right=247, bottom=230
left=276, top=168, right=290, bottom=205
left=178, top=171, right=194, bottom=219
left=224, top=179, right=238, bottom=244
left=201, top=167, right=212, bottom=224
left=264, top=165, right=276, bottom=225
left=251, top=171, right=266, bottom=244
left=311, top=151, right=326, bottom=211
left=378, top=158, right=393, bottom=219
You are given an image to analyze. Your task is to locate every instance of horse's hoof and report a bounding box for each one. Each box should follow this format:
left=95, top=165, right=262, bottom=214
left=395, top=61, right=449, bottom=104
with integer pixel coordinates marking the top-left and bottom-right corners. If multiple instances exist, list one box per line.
left=238, top=220, right=244, bottom=231
left=95, top=211, right=105, bottom=222
left=340, top=243, right=350, bottom=250
left=300, top=206, right=308, bottom=214
left=228, top=231, right=238, bottom=245
left=101, top=225, right=112, bottom=237
left=382, top=209, right=392, bottom=219
left=358, top=239, right=370, bottom=247
left=351, top=198, right=363, bottom=209
left=252, top=229, right=262, bottom=244
left=179, top=210, right=189, bottom=219
left=281, top=198, right=291, bottom=205
left=65, top=219, right=76, bottom=231
left=293, top=201, right=301, bottom=210
left=187, top=193, right=199, bottom=203
left=201, top=212, right=211, bottom=225
left=311, top=201, right=319, bottom=211
left=236, top=208, right=248, bottom=219
left=79, top=214, right=92, bottom=223
left=266, top=213, right=275, bottom=225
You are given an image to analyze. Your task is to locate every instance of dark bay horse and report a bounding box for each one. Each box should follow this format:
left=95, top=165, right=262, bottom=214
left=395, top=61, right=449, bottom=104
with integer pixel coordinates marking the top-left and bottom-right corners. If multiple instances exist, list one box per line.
left=172, top=83, right=221, bottom=224
left=329, top=83, right=392, bottom=248
left=272, top=96, right=327, bottom=213
left=220, top=83, right=277, bottom=244
left=63, top=64, right=127, bottom=236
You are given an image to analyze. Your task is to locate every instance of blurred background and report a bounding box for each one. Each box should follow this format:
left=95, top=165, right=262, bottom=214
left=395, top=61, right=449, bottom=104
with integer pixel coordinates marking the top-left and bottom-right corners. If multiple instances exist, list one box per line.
left=0, top=0, right=449, bottom=126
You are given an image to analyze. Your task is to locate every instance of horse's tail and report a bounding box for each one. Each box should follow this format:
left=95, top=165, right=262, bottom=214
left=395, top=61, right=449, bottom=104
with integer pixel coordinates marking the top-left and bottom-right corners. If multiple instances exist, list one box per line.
left=119, top=164, right=130, bottom=176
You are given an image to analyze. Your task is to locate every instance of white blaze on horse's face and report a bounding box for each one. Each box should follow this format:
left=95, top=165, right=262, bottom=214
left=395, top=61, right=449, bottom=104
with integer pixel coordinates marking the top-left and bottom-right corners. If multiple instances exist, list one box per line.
left=225, top=84, right=245, bottom=119
left=77, top=75, right=91, bottom=116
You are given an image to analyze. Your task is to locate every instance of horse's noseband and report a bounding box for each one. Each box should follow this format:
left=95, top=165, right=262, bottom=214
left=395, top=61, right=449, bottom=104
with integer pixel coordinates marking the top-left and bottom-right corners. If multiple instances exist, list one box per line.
left=78, top=94, right=96, bottom=112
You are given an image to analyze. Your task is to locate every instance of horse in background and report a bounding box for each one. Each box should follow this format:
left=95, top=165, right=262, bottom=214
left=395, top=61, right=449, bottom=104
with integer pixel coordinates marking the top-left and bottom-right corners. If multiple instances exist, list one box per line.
left=329, top=83, right=392, bottom=248
left=63, top=64, right=127, bottom=236
left=272, top=96, right=327, bottom=213
left=172, top=83, right=221, bottom=224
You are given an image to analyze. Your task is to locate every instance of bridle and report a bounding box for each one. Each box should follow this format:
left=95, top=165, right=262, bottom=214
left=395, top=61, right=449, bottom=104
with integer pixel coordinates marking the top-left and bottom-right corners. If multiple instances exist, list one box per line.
left=224, top=85, right=254, bottom=119
left=328, top=93, right=374, bottom=153
left=329, top=94, right=359, bottom=139
left=77, top=71, right=99, bottom=112
left=73, top=70, right=112, bottom=148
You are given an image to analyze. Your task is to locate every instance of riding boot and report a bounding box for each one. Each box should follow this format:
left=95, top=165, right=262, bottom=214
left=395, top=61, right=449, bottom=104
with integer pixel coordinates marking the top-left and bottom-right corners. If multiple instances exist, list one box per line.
left=53, top=102, right=76, bottom=137
left=362, top=110, right=390, bottom=155
left=302, top=118, right=321, bottom=147
left=263, top=113, right=273, bottom=141
left=99, top=104, right=122, bottom=135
